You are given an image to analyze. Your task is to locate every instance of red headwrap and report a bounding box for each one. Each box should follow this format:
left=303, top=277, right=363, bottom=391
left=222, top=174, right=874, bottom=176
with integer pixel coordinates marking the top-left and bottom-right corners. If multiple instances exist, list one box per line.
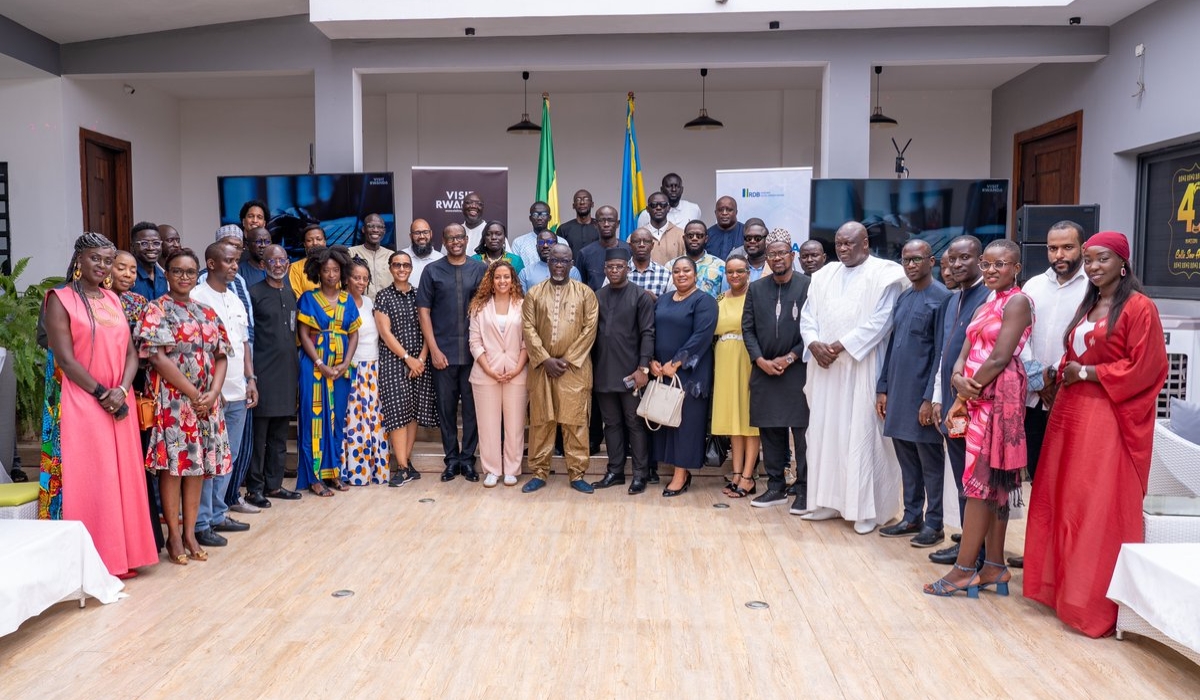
left=1084, top=231, right=1131, bottom=262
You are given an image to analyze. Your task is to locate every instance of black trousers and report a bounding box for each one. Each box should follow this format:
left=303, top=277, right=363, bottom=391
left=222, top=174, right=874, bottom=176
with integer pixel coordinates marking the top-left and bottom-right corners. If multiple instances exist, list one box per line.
left=894, top=438, right=946, bottom=530
left=759, top=426, right=807, bottom=495
left=433, top=363, right=478, bottom=469
left=1024, top=404, right=1050, bottom=482
left=946, top=435, right=967, bottom=524
left=596, top=390, right=649, bottom=479
left=247, top=415, right=290, bottom=494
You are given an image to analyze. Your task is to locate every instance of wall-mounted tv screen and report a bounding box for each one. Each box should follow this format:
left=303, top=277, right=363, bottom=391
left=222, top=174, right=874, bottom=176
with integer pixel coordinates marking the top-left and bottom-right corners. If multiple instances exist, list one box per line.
left=218, top=173, right=396, bottom=259
left=809, top=178, right=1009, bottom=263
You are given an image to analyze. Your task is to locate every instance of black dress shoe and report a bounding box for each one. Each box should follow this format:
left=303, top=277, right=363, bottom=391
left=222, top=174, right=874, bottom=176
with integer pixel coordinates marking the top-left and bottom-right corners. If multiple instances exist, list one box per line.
left=647, top=471, right=660, bottom=484
left=879, top=520, right=922, bottom=538
left=1007, top=555, right=1024, bottom=569
left=440, top=465, right=457, bottom=482
left=195, top=528, right=227, bottom=547
left=460, top=465, right=480, bottom=483
left=951, top=533, right=962, bottom=543
left=592, top=473, right=626, bottom=489
left=928, top=543, right=959, bottom=564
left=213, top=517, right=250, bottom=533
left=628, top=479, right=647, bottom=495
left=662, top=472, right=692, bottom=498
left=266, top=488, right=302, bottom=500
left=245, top=492, right=271, bottom=509
left=910, top=526, right=946, bottom=548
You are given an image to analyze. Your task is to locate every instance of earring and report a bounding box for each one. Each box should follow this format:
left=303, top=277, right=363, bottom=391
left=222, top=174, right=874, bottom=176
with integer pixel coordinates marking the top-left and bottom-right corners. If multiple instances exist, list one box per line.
left=1121, top=266, right=1127, bottom=277
left=72, top=266, right=81, bottom=281
left=103, top=275, right=113, bottom=289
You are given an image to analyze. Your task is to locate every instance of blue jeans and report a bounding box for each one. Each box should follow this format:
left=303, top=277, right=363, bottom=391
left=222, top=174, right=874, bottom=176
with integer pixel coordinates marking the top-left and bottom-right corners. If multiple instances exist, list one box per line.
left=196, top=399, right=246, bottom=532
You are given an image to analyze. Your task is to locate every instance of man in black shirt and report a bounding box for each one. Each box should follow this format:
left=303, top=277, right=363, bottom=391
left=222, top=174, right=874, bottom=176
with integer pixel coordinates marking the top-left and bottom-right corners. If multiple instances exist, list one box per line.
left=417, top=223, right=488, bottom=482
left=589, top=249, right=656, bottom=494
left=557, top=189, right=600, bottom=256
left=576, top=205, right=631, bottom=291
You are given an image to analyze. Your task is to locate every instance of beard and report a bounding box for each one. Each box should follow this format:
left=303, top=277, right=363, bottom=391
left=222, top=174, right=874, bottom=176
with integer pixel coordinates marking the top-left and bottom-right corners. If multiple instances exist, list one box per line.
left=412, top=241, right=432, bottom=257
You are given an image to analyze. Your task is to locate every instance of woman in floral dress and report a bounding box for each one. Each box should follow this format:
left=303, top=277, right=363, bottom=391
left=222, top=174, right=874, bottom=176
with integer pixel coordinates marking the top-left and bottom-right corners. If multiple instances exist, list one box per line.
left=136, top=248, right=232, bottom=565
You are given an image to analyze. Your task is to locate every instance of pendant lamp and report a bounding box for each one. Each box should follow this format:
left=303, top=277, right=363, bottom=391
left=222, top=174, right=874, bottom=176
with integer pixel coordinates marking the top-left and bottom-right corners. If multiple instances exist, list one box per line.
left=507, top=71, right=542, bottom=134
left=870, top=66, right=898, bottom=129
left=684, top=68, right=724, bottom=130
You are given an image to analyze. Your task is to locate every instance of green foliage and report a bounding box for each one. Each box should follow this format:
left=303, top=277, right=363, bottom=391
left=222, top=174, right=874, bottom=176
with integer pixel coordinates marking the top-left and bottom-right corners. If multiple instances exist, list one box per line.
left=0, top=258, right=65, bottom=437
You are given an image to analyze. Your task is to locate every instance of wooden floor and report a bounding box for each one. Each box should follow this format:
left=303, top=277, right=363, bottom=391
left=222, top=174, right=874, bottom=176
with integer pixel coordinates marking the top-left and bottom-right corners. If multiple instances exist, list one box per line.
left=3, top=466, right=1199, bottom=699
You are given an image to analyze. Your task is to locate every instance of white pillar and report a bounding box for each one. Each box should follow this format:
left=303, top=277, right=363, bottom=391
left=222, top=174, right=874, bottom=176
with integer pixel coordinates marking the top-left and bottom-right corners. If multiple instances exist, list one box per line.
left=314, top=65, right=362, bottom=173
left=820, top=59, right=872, bottom=179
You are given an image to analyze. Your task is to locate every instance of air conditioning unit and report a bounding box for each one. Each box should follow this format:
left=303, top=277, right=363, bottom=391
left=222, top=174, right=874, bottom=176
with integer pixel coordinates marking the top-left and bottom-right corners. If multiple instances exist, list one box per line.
left=1159, top=314, right=1200, bottom=418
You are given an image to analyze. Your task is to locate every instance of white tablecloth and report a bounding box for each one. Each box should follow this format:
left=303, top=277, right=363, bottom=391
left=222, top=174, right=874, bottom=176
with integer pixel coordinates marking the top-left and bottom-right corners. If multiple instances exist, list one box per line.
left=0, top=520, right=125, bottom=636
left=1107, top=543, right=1200, bottom=655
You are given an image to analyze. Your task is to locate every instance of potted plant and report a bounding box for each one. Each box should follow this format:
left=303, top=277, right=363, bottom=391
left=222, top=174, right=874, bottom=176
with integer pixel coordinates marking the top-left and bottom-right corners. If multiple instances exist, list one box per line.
left=0, top=257, right=64, bottom=439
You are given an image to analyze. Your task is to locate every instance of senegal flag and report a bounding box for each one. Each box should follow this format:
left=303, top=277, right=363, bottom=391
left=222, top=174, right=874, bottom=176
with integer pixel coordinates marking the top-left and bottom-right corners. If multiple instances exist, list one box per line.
left=535, top=94, right=559, bottom=232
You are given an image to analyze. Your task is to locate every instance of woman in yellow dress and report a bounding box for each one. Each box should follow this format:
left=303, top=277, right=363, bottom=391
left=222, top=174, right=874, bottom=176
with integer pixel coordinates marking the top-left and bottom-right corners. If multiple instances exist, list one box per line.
left=711, top=255, right=759, bottom=498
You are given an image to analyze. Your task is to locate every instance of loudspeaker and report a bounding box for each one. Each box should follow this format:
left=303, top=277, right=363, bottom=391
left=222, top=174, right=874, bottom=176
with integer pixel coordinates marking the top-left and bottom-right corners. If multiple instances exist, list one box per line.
left=1016, top=204, right=1100, bottom=244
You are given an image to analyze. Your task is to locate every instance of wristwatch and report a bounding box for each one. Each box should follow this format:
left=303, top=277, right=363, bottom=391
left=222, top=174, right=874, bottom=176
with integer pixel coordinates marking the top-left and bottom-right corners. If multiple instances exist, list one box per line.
left=639, top=366, right=649, bottom=375
left=784, top=353, right=796, bottom=365
left=1078, top=366, right=1089, bottom=380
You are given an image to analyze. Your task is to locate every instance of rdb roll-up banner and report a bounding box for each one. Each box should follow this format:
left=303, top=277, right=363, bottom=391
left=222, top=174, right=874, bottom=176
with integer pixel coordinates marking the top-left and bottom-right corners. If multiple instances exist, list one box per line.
left=714, top=167, right=813, bottom=254
left=411, top=167, right=508, bottom=249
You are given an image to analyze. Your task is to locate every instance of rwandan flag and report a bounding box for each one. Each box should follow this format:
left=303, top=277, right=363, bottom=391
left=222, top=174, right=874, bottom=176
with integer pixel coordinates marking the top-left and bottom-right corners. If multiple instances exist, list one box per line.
left=619, top=92, right=646, bottom=241
left=535, top=93, right=560, bottom=232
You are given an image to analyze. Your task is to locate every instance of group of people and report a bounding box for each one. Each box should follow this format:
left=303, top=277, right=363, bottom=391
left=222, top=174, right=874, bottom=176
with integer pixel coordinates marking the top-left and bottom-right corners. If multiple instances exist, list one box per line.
left=38, top=172, right=1168, bottom=640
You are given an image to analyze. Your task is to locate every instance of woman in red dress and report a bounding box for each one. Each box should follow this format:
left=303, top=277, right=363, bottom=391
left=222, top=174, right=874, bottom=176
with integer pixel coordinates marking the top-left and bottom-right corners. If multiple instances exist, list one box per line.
left=1024, top=232, right=1168, bottom=637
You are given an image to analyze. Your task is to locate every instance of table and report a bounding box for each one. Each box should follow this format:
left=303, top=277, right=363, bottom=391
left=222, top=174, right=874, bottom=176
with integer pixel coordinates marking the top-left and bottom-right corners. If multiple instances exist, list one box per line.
left=0, top=520, right=125, bottom=637
left=1108, top=542, right=1200, bottom=666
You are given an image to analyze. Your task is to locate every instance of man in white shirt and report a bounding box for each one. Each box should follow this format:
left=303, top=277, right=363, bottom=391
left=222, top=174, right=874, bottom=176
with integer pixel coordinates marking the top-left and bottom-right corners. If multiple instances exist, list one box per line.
left=462, top=192, right=486, bottom=254
left=348, top=213, right=394, bottom=299
left=401, top=218, right=444, bottom=288
left=636, top=173, right=703, bottom=229
left=1008, top=220, right=1089, bottom=568
left=191, top=240, right=257, bottom=548
left=511, top=201, right=569, bottom=269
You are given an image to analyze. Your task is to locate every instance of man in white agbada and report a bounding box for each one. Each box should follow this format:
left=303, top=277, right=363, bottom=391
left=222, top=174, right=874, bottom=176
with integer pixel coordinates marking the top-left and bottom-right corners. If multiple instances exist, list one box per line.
left=800, top=221, right=906, bottom=534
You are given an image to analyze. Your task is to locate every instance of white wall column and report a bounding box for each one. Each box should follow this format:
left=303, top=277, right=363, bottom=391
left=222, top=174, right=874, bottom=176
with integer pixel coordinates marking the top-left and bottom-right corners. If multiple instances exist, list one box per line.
left=820, top=59, right=871, bottom=179
left=314, top=65, right=362, bottom=172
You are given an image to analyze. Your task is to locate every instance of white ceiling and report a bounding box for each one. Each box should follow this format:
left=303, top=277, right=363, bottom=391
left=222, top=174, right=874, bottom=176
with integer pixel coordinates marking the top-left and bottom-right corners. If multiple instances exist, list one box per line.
left=0, top=0, right=1162, bottom=44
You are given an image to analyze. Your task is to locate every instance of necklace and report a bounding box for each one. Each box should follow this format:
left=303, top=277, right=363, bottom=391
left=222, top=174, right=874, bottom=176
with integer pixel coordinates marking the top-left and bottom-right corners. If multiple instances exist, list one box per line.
left=673, top=287, right=697, bottom=302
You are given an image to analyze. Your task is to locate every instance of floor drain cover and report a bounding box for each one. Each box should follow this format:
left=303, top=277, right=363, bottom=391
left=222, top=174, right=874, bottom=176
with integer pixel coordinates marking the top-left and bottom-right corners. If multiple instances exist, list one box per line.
left=744, top=601, right=769, bottom=609
left=713, top=503, right=730, bottom=509
left=331, top=590, right=354, bottom=598
left=418, top=498, right=435, bottom=503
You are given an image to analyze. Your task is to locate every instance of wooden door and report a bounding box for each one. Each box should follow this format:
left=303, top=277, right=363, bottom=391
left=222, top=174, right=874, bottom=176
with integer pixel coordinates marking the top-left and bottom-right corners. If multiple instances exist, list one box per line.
left=1012, top=111, right=1082, bottom=211
left=79, top=129, right=132, bottom=251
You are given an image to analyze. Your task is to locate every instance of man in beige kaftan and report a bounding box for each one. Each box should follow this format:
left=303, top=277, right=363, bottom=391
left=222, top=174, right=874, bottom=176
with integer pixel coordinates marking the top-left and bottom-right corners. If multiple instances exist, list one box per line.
left=521, top=244, right=600, bottom=493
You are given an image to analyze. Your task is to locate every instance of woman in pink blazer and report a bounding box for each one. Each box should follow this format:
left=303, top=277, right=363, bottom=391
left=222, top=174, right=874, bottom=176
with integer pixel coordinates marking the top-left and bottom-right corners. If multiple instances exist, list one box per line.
left=468, top=260, right=529, bottom=487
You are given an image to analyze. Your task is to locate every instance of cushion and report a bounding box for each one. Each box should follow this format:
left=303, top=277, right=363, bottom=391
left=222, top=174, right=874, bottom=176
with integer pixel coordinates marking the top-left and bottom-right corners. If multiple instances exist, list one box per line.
left=0, top=482, right=40, bottom=507
left=1169, top=398, right=1200, bottom=447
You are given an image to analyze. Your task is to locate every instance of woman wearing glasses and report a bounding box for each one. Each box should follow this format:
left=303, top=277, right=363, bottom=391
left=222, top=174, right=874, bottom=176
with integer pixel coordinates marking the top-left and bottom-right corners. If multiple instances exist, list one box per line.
left=375, top=251, right=436, bottom=486
left=925, top=240, right=1032, bottom=598
left=136, top=248, right=233, bottom=564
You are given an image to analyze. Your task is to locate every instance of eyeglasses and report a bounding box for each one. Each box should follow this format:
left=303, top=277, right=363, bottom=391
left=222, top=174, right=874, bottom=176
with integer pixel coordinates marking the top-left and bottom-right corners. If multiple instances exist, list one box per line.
left=765, top=252, right=790, bottom=261
left=168, top=268, right=199, bottom=278
left=530, top=211, right=550, bottom=219
left=535, top=239, right=556, bottom=247
left=743, top=235, right=765, bottom=242
left=444, top=235, right=467, bottom=242
left=978, top=261, right=1015, bottom=271
left=647, top=201, right=669, bottom=209
left=136, top=240, right=162, bottom=248
left=902, top=256, right=932, bottom=266
left=595, top=217, right=617, bottom=224
left=683, top=232, right=707, bottom=240
left=390, top=262, right=413, bottom=269
left=265, top=258, right=289, bottom=266
left=411, top=229, right=432, bottom=236
left=547, top=257, right=572, bottom=265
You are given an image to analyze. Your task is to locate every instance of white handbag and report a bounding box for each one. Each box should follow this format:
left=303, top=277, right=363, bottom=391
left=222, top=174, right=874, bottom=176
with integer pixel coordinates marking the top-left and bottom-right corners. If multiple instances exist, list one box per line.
left=636, top=375, right=685, bottom=430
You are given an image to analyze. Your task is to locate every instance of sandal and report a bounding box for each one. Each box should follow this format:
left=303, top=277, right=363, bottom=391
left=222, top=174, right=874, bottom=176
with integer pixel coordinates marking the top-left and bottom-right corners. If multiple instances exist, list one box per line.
left=325, top=478, right=349, bottom=492
left=726, top=476, right=757, bottom=499
left=165, top=542, right=188, bottom=566
left=184, top=547, right=208, bottom=562
left=310, top=483, right=335, bottom=498
left=923, top=563, right=979, bottom=598
left=978, top=560, right=1011, bottom=596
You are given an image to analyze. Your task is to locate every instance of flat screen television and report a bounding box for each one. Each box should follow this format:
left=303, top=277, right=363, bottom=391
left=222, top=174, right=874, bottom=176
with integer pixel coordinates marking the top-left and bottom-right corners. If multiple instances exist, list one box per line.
left=218, top=173, right=396, bottom=259
left=809, top=178, right=1009, bottom=263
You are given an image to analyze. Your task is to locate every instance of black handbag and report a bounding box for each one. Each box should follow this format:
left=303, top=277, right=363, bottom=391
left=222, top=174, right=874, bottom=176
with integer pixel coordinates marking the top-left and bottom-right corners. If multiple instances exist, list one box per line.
left=704, top=435, right=729, bottom=468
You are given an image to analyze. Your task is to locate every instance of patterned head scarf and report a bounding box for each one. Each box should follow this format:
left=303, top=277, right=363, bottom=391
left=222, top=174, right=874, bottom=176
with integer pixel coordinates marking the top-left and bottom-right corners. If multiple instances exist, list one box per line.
left=765, top=227, right=792, bottom=249
left=216, top=224, right=244, bottom=241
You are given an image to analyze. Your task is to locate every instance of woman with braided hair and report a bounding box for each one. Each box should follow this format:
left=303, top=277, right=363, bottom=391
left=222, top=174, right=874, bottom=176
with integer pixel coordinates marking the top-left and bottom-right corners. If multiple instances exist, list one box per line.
left=39, top=233, right=158, bottom=579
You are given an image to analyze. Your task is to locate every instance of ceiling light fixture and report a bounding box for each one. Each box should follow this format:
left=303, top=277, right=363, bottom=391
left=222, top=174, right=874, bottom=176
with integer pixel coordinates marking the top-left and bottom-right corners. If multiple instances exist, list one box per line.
left=506, top=71, right=541, bottom=134
left=870, top=65, right=898, bottom=129
left=684, top=68, right=724, bottom=131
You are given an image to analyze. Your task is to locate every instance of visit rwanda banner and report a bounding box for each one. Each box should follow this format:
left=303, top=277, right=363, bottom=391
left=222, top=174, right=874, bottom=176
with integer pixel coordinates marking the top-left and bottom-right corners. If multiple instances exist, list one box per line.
left=714, top=167, right=813, bottom=253
left=411, top=167, right=508, bottom=250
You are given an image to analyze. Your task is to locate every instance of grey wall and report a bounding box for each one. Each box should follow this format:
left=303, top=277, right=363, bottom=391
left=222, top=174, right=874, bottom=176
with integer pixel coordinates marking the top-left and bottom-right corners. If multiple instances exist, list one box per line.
left=0, top=14, right=59, bottom=75
left=992, top=0, right=1200, bottom=246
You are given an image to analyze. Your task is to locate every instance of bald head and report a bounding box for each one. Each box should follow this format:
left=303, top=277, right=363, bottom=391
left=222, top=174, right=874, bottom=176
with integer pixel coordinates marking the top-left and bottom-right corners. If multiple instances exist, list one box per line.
left=834, top=221, right=870, bottom=267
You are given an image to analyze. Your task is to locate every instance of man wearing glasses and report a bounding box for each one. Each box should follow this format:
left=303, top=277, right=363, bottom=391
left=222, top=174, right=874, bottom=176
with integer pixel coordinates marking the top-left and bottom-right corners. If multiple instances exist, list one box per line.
left=417, top=223, right=488, bottom=482
left=519, top=229, right=581, bottom=290
left=645, top=192, right=686, bottom=266
left=401, top=218, right=444, bottom=288
left=511, top=201, right=568, bottom=269
left=874, top=240, right=952, bottom=548
left=130, top=221, right=168, bottom=300
left=349, top=213, right=394, bottom=299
